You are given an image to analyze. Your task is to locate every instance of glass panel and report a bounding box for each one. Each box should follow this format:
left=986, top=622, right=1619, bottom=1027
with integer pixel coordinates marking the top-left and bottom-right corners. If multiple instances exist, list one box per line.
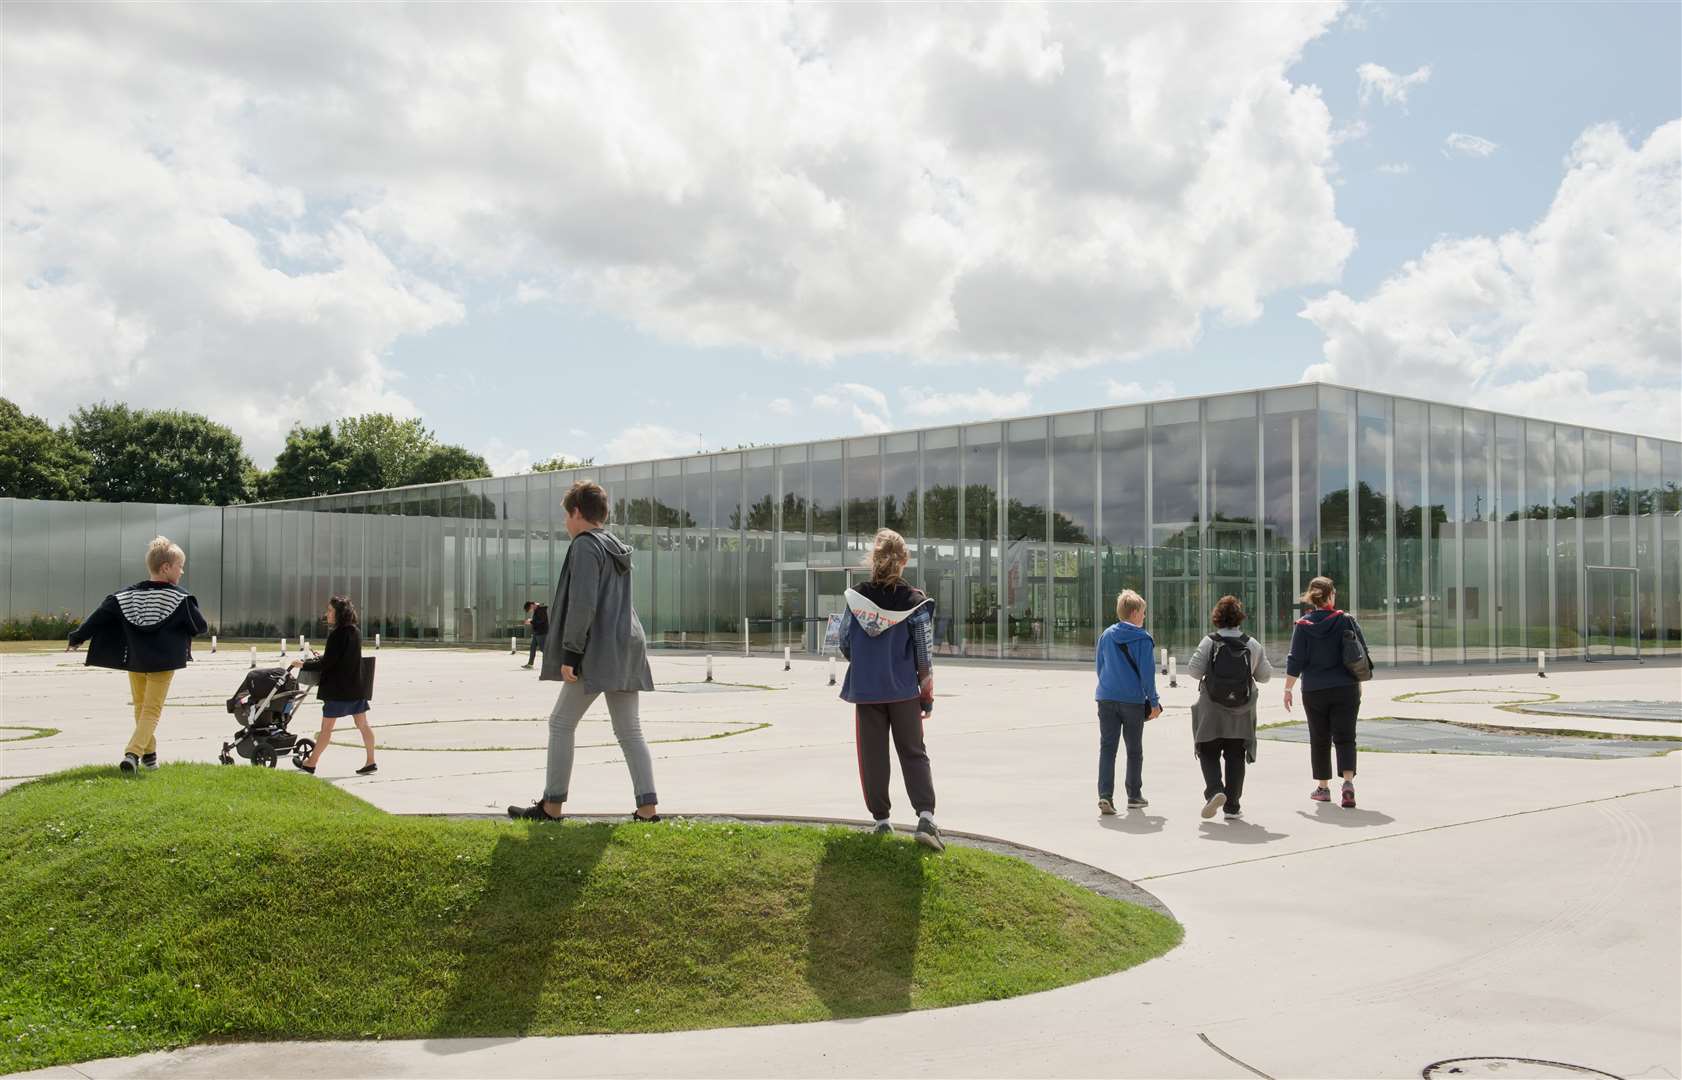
left=1583, top=429, right=1610, bottom=586
left=881, top=433, right=918, bottom=543
left=1611, top=434, right=1635, bottom=568
left=1151, top=399, right=1201, bottom=662
left=744, top=449, right=776, bottom=648
left=1662, top=441, right=1681, bottom=653
left=1205, top=395, right=1259, bottom=654
left=191, top=506, right=223, bottom=632
left=1428, top=405, right=1461, bottom=662
left=1318, top=387, right=1353, bottom=609
left=713, top=454, right=742, bottom=637
left=1393, top=399, right=1426, bottom=663
left=1495, top=415, right=1524, bottom=660
left=776, top=446, right=808, bottom=649
left=1005, top=417, right=1049, bottom=658
left=1636, top=437, right=1662, bottom=651
left=1051, top=412, right=1097, bottom=660
left=626, top=465, right=653, bottom=629
left=48, top=501, right=86, bottom=623
left=1462, top=412, right=1494, bottom=661
left=844, top=437, right=880, bottom=562
left=961, top=423, right=1000, bottom=657
left=683, top=457, right=712, bottom=646
left=810, top=442, right=842, bottom=567
left=1263, top=391, right=1318, bottom=664
left=527, top=473, right=555, bottom=631
left=10, top=500, right=49, bottom=617
left=1100, top=406, right=1148, bottom=642
left=1355, top=393, right=1391, bottom=664
left=475, top=480, right=504, bottom=644
left=0, top=499, right=10, bottom=619
left=921, top=429, right=960, bottom=655
left=1586, top=566, right=1637, bottom=659
left=1525, top=422, right=1555, bottom=655
left=1554, top=427, right=1582, bottom=654
left=657, top=459, right=688, bottom=641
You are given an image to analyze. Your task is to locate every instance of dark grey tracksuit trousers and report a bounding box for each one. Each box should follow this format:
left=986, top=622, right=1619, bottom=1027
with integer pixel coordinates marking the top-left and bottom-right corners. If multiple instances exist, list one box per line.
left=854, top=699, right=936, bottom=819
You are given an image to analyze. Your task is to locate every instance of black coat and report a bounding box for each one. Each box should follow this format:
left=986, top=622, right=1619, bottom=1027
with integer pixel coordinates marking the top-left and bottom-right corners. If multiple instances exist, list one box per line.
left=301, top=624, right=366, bottom=701
left=68, top=580, right=207, bottom=673
left=1285, top=607, right=1370, bottom=692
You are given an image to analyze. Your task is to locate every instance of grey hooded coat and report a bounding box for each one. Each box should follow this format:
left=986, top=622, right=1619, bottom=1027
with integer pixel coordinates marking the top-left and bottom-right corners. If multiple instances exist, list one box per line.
left=540, top=529, right=655, bottom=692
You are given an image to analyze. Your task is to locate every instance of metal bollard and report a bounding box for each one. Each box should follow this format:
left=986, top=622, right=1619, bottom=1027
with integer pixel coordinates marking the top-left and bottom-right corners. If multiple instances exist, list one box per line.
left=743, top=618, right=750, bottom=657
left=375, top=632, right=381, bottom=650
left=510, top=635, right=516, bottom=655
left=783, top=645, right=791, bottom=671
left=828, top=656, right=837, bottom=686
left=300, top=636, right=307, bottom=655
left=249, top=646, right=257, bottom=669
left=280, top=638, right=287, bottom=657
left=681, top=630, right=687, bottom=647
left=210, top=635, right=217, bottom=654
left=1157, top=647, right=1166, bottom=674
left=1537, top=650, right=1547, bottom=678
left=1168, top=655, right=1178, bottom=688
left=706, top=655, right=714, bottom=683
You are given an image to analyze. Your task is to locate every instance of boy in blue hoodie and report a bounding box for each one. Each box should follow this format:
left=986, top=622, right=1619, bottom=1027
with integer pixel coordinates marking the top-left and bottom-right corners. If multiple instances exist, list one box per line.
left=838, top=528, right=942, bottom=851
left=1094, top=589, right=1161, bottom=813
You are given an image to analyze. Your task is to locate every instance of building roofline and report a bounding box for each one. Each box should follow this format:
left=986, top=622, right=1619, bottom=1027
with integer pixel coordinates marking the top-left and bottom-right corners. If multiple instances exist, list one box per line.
left=243, top=378, right=1682, bottom=508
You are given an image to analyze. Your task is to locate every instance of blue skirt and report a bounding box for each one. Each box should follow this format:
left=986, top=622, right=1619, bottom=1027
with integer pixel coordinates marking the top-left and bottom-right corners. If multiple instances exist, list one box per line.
left=322, top=699, right=371, bottom=718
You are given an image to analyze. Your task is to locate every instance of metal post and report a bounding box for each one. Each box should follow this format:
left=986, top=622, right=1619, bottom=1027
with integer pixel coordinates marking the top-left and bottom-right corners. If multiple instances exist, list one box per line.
left=510, top=635, right=516, bottom=654
left=783, top=645, right=791, bottom=671
left=706, top=655, right=714, bottom=683
left=828, top=656, right=837, bottom=686
left=280, top=638, right=286, bottom=657
left=375, top=632, right=381, bottom=650
left=210, top=635, right=217, bottom=653
left=249, top=646, right=257, bottom=669
left=1537, top=650, right=1547, bottom=678
left=1168, top=655, right=1178, bottom=688
left=743, top=617, right=750, bottom=657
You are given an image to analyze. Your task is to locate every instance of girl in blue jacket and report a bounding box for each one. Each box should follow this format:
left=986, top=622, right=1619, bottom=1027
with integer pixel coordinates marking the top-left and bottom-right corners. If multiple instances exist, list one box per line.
left=1094, top=589, right=1162, bottom=813
left=838, top=528, right=943, bottom=851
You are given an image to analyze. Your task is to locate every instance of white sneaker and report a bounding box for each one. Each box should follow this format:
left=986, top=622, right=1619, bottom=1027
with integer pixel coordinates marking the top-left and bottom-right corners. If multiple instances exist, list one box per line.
left=1201, top=792, right=1226, bottom=820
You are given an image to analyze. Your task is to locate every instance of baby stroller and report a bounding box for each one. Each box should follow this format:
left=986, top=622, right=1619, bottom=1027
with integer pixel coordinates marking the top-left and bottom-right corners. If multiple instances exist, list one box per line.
left=220, top=666, right=314, bottom=768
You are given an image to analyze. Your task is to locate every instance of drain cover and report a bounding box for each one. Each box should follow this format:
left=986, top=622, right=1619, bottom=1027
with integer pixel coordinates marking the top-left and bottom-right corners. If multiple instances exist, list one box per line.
left=1423, top=1058, right=1622, bottom=1079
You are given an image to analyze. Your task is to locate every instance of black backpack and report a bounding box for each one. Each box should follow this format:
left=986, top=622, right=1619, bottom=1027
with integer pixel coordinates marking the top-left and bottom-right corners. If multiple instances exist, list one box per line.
left=1340, top=615, right=1373, bottom=682
left=1203, top=633, right=1254, bottom=707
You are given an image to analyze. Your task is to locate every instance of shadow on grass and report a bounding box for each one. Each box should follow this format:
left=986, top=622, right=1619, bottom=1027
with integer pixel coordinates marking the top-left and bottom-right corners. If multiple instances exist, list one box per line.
left=804, top=831, right=928, bottom=1018
left=425, top=824, right=612, bottom=1048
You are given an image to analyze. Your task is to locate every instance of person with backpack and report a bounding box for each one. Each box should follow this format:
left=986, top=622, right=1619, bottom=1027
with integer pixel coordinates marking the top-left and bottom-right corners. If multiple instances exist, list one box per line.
left=1283, top=576, right=1372, bottom=808
left=66, top=536, right=208, bottom=773
left=289, top=594, right=376, bottom=775
left=521, top=600, right=549, bottom=670
left=1094, top=589, right=1161, bottom=814
left=837, top=528, right=943, bottom=851
left=1186, top=595, right=1273, bottom=819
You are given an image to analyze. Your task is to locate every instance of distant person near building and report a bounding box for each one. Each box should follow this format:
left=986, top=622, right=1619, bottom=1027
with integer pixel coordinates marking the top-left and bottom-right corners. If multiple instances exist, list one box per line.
left=67, top=536, right=208, bottom=773
left=522, top=600, right=549, bottom=669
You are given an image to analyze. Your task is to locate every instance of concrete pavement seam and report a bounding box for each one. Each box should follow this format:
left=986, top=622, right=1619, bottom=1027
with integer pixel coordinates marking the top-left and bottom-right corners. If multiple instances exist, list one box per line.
left=1197, top=1032, right=1276, bottom=1080
left=1136, top=784, right=1680, bottom=882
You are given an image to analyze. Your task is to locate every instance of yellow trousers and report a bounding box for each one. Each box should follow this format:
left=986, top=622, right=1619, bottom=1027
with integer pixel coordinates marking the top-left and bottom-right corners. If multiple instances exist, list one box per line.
left=126, top=670, right=176, bottom=757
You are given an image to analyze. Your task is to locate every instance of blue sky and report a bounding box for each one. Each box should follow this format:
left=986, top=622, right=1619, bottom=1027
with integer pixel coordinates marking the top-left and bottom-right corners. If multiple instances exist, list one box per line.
left=5, top=2, right=1678, bottom=467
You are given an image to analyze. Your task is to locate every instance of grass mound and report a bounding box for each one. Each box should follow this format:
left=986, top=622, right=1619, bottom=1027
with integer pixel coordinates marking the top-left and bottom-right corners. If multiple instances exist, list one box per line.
left=0, top=766, right=1179, bottom=1072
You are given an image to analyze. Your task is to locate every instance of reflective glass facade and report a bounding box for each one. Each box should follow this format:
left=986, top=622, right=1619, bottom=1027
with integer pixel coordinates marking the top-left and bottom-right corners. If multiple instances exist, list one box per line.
left=5, top=384, right=1679, bottom=665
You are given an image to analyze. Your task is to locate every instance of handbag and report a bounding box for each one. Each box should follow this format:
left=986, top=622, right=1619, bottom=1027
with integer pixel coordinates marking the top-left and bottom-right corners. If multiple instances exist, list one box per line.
left=1340, top=616, right=1373, bottom=682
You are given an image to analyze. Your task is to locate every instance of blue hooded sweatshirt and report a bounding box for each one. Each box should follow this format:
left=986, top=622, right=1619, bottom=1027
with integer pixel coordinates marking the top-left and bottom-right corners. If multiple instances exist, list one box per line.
left=1095, top=621, right=1159, bottom=708
left=837, top=581, right=934, bottom=705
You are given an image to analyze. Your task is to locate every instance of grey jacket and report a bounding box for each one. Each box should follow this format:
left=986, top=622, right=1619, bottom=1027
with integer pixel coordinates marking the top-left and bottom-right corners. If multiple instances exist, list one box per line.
left=1186, top=628, right=1274, bottom=760
left=540, top=529, right=655, bottom=692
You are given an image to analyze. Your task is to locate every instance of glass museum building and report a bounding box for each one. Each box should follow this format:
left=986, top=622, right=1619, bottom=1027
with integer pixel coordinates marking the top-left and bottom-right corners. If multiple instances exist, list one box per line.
left=4, top=383, right=1679, bottom=667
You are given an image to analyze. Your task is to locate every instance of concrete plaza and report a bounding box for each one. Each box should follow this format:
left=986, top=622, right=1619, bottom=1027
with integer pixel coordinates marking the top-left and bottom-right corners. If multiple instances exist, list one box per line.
left=3, top=644, right=1679, bottom=1079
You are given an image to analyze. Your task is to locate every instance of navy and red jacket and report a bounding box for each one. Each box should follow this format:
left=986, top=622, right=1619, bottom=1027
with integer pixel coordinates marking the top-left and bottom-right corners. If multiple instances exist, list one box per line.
left=1285, top=607, right=1369, bottom=692
left=837, top=581, right=935, bottom=709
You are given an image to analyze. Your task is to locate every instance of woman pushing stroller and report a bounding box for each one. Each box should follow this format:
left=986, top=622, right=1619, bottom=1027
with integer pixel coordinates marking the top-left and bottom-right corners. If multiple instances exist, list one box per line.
left=291, top=595, right=377, bottom=775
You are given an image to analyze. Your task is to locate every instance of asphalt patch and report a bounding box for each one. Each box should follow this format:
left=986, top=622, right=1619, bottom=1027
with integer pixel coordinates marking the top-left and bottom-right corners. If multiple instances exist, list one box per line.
left=1259, top=718, right=1682, bottom=760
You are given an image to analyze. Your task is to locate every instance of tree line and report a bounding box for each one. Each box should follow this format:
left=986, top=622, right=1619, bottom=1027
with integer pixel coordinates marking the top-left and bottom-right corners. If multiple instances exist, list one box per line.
left=0, top=398, right=584, bottom=505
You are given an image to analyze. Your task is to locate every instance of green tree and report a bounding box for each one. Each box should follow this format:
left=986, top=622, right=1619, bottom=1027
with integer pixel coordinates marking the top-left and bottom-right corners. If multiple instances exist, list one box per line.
left=257, top=424, right=343, bottom=501
left=405, top=444, right=492, bottom=485
left=70, top=403, right=251, bottom=505
left=336, top=414, right=437, bottom=488
left=533, top=454, right=595, bottom=472
left=0, top=399, right=93, bottom=500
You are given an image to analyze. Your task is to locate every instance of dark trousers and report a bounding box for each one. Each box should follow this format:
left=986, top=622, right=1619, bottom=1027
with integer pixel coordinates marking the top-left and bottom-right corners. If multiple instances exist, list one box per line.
left=1097, top=701, right=1148, bottom=801
left=1197, top=738, right=1247, bottom=811
left=1303, top=684, right=1360, bottom=780
left=854, top=699, right=936, bottom=819
left=527, top=634, right=544, bottom=666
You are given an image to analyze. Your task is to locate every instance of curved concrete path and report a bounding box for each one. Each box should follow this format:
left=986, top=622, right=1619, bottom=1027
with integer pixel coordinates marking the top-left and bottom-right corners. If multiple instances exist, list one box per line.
left=5, top=648, right=1679, bottom=1079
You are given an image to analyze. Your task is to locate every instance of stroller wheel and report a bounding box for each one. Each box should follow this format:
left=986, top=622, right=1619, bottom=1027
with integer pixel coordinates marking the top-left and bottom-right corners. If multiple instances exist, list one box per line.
left=292, top=739, right=315, bottom=767
left=218, top=753, right=234, bottom=766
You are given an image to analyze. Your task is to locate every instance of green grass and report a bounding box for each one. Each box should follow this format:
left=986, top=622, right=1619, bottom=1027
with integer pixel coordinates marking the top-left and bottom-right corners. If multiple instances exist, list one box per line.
left=0, top=766, right=1179, bottom=1073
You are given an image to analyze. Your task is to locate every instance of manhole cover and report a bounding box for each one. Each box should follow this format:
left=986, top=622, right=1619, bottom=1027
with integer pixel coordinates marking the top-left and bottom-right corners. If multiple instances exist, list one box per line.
left=1423, top=1057, right=1621, bottom=1078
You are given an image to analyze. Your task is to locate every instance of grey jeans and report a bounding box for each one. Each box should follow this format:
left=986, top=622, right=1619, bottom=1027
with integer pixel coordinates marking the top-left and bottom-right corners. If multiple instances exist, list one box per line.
left=543, top=681, right=658, bottom=807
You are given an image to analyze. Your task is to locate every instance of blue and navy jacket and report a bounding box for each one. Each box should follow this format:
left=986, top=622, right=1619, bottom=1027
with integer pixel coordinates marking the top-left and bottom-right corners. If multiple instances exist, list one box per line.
left=837, top=581, right=934, bottom=705
left=1285, top=607, right=1369, bottom=692
left=1095, top=621, right=1160, bottom=709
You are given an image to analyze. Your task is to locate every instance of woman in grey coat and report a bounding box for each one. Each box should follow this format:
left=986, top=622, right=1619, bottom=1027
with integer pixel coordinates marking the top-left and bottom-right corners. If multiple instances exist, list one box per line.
left=1186, top=595, right=1273, bottom=820
left=508, top=480, right=660, bottom=823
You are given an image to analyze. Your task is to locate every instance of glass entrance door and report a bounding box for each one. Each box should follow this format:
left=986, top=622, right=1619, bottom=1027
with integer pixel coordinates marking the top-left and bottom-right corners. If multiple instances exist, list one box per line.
left=808, top=568, right=867, bottom=654
left=1585, top=565, right=1639, bottom=661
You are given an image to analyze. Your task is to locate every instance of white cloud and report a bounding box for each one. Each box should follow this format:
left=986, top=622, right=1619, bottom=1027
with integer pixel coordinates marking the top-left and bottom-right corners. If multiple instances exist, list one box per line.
left=1377, top=162, right=1411, bottom=175
left=813, top=382, right=891, bottom=432
left=480, top=439, right=534, bottom=477
left=1443, top=132, right=1499, bottom=158
left=902, top=386, right=1032, bottom=420
left=767, top=397, right=795, bottom=416
left=1357, top=62, right=1431, bottom=108
left=1331, top=119, right=1371, bottom=146
left=1301, top=120, right=1681, bottom=439
left=2, top=4, right=1357, bottom=442
left=603, top=424, right=699, bottom=462
left=1103, top=379, right=1177, bottom=404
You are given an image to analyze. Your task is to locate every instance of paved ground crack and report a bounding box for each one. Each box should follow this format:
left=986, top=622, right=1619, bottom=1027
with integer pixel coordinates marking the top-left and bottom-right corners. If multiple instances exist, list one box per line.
left=1197, top=1032, right=1275, bottom=1079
